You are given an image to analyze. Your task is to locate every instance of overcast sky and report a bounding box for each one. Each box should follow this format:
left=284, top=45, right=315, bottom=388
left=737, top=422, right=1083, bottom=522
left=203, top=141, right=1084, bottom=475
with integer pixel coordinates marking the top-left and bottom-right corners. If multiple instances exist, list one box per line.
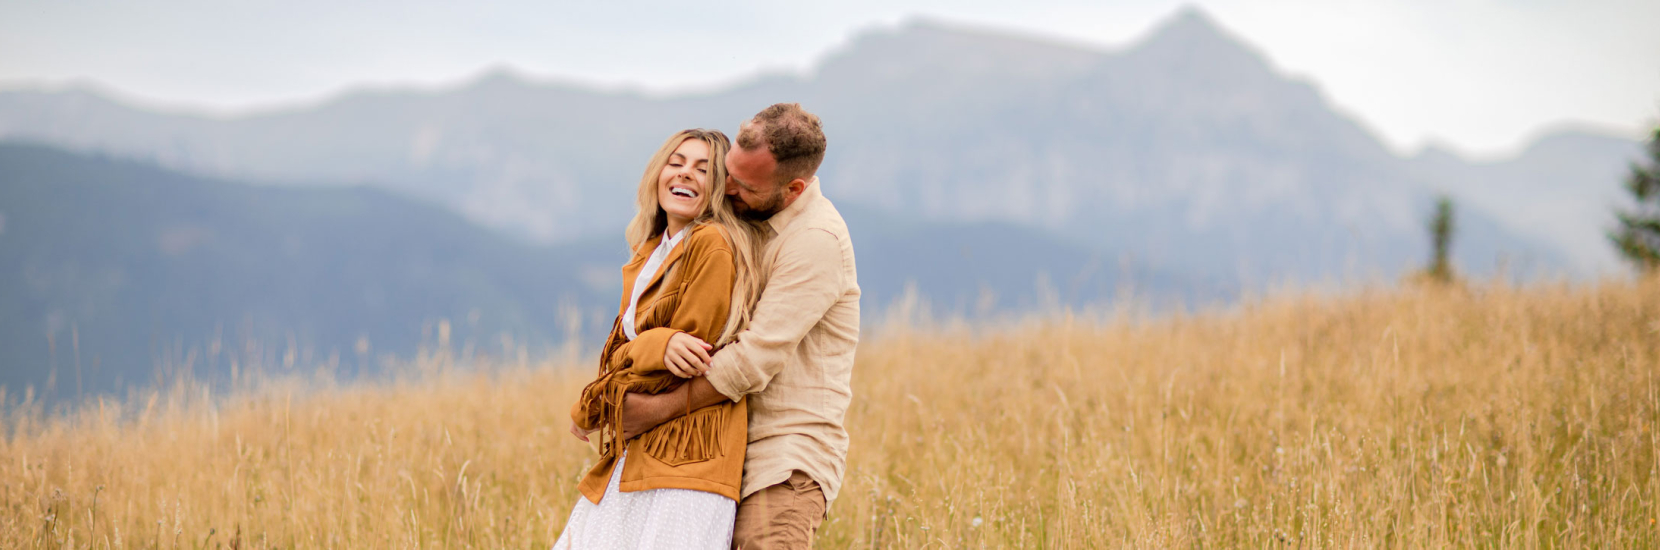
left=1, top=0, right=1656, bottom=156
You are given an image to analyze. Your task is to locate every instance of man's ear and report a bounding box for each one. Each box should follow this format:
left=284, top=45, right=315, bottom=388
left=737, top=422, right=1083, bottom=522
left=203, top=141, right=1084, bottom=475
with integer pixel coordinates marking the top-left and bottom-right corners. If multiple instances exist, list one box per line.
left=785, top=178, right=809, bottom=200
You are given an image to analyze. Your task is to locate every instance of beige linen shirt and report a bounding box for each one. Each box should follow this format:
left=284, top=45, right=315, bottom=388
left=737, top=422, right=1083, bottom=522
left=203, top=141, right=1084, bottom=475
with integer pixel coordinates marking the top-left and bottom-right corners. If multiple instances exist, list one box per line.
left=706, top=178, right=860, bottom=504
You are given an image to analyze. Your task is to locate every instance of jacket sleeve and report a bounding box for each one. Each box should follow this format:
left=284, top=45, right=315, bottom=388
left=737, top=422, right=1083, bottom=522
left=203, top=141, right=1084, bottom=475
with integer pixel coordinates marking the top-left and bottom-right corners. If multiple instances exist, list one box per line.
left=705, top=227, right=843, bottom=401
left=605, top=234, right=736, bottom=375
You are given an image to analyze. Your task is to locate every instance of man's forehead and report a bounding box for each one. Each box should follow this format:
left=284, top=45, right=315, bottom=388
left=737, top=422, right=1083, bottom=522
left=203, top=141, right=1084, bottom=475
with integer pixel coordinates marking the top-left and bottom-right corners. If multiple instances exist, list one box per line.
left=730, top=145, right=774, bottom=173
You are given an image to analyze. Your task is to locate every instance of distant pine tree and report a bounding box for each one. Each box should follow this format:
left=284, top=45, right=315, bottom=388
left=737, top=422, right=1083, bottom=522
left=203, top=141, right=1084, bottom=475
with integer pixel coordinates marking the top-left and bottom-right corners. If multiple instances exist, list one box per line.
left=1423, top=195, right=1457, bottom=284
left=1610, top=126, right=1660, bottom=273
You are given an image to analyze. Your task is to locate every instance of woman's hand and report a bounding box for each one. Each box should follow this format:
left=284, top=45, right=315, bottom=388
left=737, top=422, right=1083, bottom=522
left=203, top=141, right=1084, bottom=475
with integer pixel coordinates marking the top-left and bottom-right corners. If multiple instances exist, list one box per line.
left=664, top=332, right=713, bottom=378
left=570, top=420, right=595, bottom=442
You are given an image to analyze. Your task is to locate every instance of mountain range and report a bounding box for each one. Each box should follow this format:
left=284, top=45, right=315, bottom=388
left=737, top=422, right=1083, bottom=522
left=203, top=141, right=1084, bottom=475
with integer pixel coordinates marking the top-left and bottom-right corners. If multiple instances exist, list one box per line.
left=0, top=7, right=1647, bottom=397
left=0, top=9, right=1642, bottom=278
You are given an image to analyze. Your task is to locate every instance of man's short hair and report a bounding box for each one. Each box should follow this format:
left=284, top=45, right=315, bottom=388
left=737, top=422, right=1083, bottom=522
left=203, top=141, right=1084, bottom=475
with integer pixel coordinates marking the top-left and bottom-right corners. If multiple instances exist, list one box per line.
left=737, top=103, right=827, bottom=184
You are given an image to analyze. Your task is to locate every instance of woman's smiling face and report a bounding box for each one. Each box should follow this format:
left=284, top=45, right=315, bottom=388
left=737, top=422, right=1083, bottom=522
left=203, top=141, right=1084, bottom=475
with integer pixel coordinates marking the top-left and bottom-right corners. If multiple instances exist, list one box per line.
left=658, top=138, right=710, bottom=229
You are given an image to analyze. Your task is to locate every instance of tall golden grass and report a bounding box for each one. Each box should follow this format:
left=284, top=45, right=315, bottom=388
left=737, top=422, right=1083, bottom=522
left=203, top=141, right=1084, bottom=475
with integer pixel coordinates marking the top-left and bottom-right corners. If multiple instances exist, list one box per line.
left=3, top=278, right=1657, bottom=548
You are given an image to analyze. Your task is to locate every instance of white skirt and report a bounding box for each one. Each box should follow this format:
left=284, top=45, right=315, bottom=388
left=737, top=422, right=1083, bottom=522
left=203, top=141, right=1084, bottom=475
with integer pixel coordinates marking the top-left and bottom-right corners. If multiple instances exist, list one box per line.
left=554, top=451, right=736, bottom=549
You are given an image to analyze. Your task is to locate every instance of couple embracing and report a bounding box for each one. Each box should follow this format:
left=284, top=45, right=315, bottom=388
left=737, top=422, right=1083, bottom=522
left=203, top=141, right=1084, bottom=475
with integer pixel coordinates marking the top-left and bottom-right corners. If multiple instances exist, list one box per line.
left=556, top=103, right=860, bottom=549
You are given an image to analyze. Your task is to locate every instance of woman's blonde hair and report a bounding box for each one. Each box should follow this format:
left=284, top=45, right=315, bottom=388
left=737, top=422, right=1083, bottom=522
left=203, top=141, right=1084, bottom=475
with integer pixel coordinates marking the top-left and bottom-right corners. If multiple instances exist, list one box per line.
left=624, top=129, right=767, bottom=346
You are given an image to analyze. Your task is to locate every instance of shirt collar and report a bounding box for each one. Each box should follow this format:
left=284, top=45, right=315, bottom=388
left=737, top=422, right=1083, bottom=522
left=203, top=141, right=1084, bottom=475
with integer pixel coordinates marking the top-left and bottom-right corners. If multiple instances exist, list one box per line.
left=766, top=177, right=820, bottom=235
left=660, top=227, right=687, bottom=245
left=662, top=225, right=690, bottom=248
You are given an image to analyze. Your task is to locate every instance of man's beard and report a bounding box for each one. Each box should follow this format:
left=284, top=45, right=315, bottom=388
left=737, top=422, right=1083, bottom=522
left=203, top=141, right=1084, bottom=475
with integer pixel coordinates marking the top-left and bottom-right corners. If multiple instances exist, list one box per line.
left=733, top=187, right=789, bottom=221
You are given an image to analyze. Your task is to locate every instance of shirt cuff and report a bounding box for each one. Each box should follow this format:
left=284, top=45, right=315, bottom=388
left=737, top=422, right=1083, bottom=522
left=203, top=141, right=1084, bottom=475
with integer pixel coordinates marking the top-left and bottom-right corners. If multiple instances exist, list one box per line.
left=705, top=360, right=750, bottom=402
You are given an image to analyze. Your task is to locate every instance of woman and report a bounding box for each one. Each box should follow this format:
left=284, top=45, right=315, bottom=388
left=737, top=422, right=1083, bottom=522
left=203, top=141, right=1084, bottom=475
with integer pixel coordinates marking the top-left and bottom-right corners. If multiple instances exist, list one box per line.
left=555, top=129, right=766, bottom=548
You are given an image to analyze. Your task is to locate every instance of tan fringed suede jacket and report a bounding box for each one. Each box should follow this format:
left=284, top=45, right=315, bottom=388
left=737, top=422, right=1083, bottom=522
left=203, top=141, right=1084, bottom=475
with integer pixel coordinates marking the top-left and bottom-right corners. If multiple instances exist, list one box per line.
left=571, top=222, right=748, bottom=503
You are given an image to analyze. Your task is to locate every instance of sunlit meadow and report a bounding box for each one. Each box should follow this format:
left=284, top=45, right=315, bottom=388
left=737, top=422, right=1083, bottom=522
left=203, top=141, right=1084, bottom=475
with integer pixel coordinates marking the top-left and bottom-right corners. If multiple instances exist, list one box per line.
left=3, top=277, right=1657, bottom=548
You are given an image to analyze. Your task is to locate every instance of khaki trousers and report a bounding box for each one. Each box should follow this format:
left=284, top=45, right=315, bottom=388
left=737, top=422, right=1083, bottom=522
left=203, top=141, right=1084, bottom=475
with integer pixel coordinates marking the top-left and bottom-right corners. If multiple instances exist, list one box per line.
left=732, top=471, right=826, bottom=549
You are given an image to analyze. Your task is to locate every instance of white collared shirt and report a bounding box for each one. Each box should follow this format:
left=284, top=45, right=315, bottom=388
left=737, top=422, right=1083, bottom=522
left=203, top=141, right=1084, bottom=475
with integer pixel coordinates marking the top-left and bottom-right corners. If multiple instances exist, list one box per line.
left=622, top=226, right=690, bottom=341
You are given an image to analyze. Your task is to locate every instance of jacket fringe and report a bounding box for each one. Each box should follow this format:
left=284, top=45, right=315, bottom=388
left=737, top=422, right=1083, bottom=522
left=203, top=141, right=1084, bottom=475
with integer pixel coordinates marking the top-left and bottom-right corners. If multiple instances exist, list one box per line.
left=639, top=404, right=727, bottom=466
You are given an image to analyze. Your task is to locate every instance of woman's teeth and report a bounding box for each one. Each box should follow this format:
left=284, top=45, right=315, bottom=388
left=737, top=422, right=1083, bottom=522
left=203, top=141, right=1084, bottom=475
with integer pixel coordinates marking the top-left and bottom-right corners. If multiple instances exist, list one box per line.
left=671, top=187, right=698, bottom=199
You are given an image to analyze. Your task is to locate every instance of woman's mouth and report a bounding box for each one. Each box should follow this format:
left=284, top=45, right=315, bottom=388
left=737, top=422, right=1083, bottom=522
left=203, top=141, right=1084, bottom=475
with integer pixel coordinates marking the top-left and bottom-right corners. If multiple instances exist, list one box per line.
left=669, top=184, right=699, bottom=200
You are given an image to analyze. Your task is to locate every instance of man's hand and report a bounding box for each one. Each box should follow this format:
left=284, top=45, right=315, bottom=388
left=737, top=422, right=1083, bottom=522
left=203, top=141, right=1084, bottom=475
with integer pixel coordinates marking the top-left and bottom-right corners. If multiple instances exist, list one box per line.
left=569, top=420, right=595, bottom=442
left=664, top=332, right=712, bottom=378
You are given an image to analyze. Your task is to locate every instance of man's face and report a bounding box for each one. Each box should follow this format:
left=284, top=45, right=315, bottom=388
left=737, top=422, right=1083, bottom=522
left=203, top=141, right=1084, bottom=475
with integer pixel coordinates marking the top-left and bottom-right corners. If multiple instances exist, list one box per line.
left=725, top=142, right=790, bottom=221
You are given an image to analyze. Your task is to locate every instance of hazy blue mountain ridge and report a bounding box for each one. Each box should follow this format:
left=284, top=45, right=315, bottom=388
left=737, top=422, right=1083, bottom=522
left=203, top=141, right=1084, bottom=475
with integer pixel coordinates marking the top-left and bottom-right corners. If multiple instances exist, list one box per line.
left=0, top=143, right=624, bottom=398
left=0, top=8, right=1638, bottom=277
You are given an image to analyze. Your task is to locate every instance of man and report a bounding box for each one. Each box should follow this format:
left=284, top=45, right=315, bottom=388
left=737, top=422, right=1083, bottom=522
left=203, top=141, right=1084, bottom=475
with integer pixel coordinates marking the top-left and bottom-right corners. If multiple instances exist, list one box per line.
left=618, top=103, right=860, bottom=548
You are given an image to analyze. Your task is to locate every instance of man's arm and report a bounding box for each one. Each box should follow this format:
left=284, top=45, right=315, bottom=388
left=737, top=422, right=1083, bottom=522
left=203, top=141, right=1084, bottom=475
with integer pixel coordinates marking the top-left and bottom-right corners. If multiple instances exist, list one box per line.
left=703, top=228, right=844, bottom=400
left=617, top=376, right=727, bottom=441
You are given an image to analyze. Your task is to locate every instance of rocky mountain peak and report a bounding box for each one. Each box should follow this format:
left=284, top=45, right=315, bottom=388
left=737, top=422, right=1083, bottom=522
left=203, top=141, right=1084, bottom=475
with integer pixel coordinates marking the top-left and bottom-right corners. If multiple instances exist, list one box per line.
left=1119, top=5, right=1274, bottom=78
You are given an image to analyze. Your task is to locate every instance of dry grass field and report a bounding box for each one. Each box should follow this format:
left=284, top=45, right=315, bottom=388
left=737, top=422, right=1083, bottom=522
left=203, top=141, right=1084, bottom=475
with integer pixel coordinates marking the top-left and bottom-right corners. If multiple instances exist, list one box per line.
left=3, top=278, right=1657, bottom=548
